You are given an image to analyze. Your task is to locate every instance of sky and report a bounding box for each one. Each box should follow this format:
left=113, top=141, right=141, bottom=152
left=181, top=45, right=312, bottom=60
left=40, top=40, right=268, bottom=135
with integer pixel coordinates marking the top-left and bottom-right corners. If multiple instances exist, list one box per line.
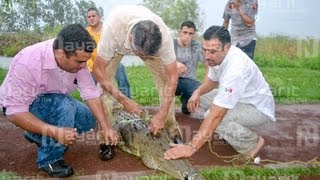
left=94, top=0, right=320, bottom=38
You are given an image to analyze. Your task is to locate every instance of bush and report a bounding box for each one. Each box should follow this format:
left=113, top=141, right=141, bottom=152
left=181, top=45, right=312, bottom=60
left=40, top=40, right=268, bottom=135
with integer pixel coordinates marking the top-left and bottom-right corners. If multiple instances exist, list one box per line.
left=0, top=31, right=43, bottom=57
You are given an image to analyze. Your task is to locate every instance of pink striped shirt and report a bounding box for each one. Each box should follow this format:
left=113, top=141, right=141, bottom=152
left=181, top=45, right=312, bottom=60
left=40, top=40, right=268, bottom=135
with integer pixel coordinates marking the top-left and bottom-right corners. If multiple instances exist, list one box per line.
left=0, top=39, right=102, bottom=115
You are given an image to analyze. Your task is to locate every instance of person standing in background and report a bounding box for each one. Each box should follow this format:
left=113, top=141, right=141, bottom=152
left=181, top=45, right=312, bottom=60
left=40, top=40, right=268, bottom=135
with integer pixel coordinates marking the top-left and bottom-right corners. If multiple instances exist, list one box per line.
left=86, top=7, right=132, bottom=98
left=223, top=0, right=258, bottom=59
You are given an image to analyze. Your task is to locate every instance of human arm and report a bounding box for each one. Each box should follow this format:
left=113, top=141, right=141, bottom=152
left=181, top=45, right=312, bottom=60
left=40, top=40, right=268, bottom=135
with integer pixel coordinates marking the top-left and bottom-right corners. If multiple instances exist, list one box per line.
left=86, top=97, right=119, bottom=145
left=187, top=77, right=218, bottom=113
left=164, top=104, right=227, bottom=159
left=176, top=61, right=187, bottom=76
left=93, top=55, right=141, bottom=114
left=3, top=63, right=77, bottom=146
left=223, top=19, right=229, bottom=29
left=8, top=113, right=77, bottom=146
left=234, top=0, right=256, bottom=27
left=149, top=61, right=178, bottom=136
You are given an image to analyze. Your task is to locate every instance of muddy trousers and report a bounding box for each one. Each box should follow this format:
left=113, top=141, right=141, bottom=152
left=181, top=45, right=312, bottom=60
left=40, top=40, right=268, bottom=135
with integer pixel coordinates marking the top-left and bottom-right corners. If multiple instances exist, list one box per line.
left=200, top=90, right=271, bottom=154
left=98, top=53, right=181, bottom=143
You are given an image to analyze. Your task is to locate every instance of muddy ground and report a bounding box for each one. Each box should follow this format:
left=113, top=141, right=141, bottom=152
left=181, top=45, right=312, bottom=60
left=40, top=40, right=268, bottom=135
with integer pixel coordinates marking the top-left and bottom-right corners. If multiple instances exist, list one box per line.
left=0, top=104, right=319, bottom=179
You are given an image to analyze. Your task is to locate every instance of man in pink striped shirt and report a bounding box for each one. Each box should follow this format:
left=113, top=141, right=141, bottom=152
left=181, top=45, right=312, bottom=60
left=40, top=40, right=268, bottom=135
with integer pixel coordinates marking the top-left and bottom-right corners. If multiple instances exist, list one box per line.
left=0, top=24, right=118, bottom=178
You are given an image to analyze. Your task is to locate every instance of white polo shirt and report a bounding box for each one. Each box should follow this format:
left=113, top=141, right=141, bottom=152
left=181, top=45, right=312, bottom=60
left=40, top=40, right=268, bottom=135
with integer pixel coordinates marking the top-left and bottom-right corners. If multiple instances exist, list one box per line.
left=97, top=5, right=176, bottom=65
left=208, top=46, right=275, bottom=121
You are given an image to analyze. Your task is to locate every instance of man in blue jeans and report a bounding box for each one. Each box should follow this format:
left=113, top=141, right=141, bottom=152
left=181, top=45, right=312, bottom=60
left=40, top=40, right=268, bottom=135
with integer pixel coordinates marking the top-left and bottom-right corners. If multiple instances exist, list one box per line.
left=174, top=21, right=207, bottom=114
left=0, top=24, right=119, bottom=178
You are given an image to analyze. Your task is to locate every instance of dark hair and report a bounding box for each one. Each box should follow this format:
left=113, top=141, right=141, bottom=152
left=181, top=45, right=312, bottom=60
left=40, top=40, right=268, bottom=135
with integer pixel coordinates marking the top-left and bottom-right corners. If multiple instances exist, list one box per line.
left=203, top=25, right=231, bottom=45
left=131, top=20, right=162, bottom=56
left=87, top=7, right=100, bottom=16
left=53, top=24, right=96, bottom=58
left=180, top=20, right=196, bottom=31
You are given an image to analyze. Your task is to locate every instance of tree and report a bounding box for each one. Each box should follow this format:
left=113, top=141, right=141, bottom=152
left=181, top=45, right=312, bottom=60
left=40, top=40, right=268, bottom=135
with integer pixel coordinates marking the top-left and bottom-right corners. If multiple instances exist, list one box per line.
left=0, top=0, right=102, bottom=32
left=17, top=0, right=41, bottom=31
left=142, top=0, right=205, bottom=32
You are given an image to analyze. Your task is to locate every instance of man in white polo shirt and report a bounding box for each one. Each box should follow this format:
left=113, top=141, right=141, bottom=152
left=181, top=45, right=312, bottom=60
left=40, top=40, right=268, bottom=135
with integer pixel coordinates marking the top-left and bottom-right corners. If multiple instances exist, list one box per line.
left=92, top=5, right=182, bottom=158
left=164, top=26, right=275, bottom=161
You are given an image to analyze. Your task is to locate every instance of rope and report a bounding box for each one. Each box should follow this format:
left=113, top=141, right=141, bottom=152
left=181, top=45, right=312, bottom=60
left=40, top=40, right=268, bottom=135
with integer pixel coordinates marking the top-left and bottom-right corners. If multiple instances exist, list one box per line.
left=208, top=141, right=320, bottom=166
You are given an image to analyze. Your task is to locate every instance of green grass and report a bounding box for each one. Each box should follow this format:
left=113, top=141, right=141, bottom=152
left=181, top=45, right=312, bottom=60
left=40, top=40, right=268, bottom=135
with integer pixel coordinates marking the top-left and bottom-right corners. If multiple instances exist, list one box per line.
left=0, top=35, right=319, bottom=178
left=201, top=166, right=320, bottom=179
left=0, top=171, right=17, bottom=179
left=136, top=166, right=320, bottom=179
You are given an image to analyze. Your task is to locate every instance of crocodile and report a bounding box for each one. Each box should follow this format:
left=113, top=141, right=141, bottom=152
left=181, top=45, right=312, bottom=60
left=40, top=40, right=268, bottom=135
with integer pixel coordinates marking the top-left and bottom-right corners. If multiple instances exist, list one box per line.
left=111, top=104, right=205, bottom=180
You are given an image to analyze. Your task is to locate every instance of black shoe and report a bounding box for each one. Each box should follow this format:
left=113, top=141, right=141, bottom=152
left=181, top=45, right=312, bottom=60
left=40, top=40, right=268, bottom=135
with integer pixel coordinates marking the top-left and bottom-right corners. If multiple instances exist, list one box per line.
left=181, top=107, right=191, bottom=114
left=99, top=144, right=115, bottom=161
left=24, top=133, right=40, bottom=147
left=40, top=160, right=74, bottom=178
left=173, top=135, right=184, bottom=144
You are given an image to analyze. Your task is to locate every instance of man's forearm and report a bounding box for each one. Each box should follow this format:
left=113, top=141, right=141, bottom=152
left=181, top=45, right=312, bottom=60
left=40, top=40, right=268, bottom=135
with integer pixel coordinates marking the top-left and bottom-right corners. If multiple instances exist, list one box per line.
left=93, top=55, right=127, bottom=103
left=86, top=98, right=111, bottom=131
left=190, top=105, right=227, bottom=151
left=238, top=9, right=254, bottom=27
left=195, top=78, right=217, bottom=97
left=100, top=82, right=127, bottom=103
left=158, top=79, right=176, bottom=119
left=8, top=112, right=58, bottom=138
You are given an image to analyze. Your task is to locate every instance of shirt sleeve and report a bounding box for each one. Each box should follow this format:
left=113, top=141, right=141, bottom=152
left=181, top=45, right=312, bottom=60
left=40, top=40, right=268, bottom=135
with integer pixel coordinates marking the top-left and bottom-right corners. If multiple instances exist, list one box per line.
left=76, top=68, right=102, bottom=100
left=245, top=0, right=258, bottom=19
left=3, top=64, right=39, bottom=115
left=97, top=23, right=118, bottom=61
left=208, top=67, right=219, bottom=82
left=222, top=1, right=231, bottom=21
left=157, top=27, right=176, bottom=65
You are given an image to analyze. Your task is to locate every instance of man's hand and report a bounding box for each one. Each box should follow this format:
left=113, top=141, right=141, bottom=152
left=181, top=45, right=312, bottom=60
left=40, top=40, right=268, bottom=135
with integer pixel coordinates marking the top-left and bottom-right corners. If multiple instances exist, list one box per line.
left=102, top=128, right=119, bottom=146
left=187, top=92, right=201, bottom=113
left=234, top=0, right=241, bottom=11
left=120, top=98, right=142, bottom=115
left=149, top=112, right=165, bottom=136
left=177, top=62, right=187, bottom=76
left=54, top=127, right=78, bottom=146
left=164, top=143, right=194, bottom=160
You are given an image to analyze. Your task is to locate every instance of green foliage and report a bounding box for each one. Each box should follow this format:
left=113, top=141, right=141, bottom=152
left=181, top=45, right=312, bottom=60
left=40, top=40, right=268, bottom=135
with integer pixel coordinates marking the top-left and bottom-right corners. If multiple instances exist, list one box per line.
left=127, top=66, right=159, bottom=105
left=0, top=0, right=100, bottom=32
left=0, top=35, right=319, bottom=105
left=0, top=69, right=8, bottom=84
left=0, top=31, right=43, bottom=56
left=201, top=166, right=320, bottom=179
left=142, top=0, right=205, bottom=32
left=256, top=35, right=320, bottom=63
left=0, top=170, right=16, bottom=179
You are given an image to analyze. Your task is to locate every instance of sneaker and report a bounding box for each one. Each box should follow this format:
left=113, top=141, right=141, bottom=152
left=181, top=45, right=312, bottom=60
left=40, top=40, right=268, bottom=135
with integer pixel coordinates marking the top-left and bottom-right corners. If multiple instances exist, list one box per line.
left=99, top=144, right=115, bottom=161
left=40, top=160, right=74, bottom=178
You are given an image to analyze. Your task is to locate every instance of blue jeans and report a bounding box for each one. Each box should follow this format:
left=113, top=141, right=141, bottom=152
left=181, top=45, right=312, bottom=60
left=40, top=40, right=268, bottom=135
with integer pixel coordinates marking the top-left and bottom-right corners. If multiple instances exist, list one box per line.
left=91, top=63, right=131, bottom=98
left=236, top=40, right=256, bottom=60
left=25, top=93, right=96, bottom=168
left=175, top=77, right=201, bottom=111
left=115, top=63, right=131, bottom=98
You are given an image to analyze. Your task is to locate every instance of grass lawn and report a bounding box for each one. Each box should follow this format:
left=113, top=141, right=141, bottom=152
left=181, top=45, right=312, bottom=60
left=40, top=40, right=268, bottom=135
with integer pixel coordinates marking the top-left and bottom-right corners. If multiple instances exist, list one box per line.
left=1, top=35, right=319, bottom=178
